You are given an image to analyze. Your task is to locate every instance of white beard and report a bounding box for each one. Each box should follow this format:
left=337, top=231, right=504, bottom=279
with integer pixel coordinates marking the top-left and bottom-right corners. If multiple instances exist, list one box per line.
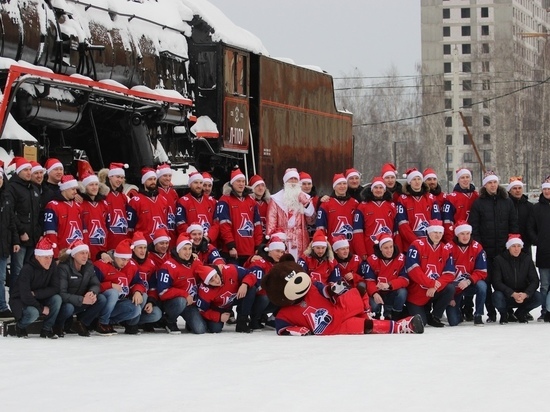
left=283, top=182, right=304, bottom=214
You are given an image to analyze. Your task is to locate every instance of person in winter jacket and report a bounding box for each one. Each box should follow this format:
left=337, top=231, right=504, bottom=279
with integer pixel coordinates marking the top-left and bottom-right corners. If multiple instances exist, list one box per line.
left=507, top=177, right=533, bottom=257
left=9, top=237, right=61, bottom=339
left=492, top=235, right=541, bottom=324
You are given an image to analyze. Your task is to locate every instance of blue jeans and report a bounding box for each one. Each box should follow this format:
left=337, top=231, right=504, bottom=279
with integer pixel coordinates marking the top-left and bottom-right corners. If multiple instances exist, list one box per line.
left=492, top=290, right=542, bottom=316
left=10, top=246, right=33, bottom=286
left=138, top=295, right=162, bottom=325
left=447, top=280, right=488, bottom=326
left=207, top=320, right=224, bottom=333
left=102, top=289, right=141, bottom=325
left=17, top=294, right=62, bottom=331
left=182, top=305, right=207, bottom=334
left=56, top=294, right=108, bottom=328
left=407, top=283, right=455, bottom=325
left=251, top=294, right=270, bottom=323
left=0, top=258, right=8, bottom=311
left=369, top=288, right=407, bottom=315
left=163, top=297, right=187, bottom=324
left=538, top=268, right=550, bottom=314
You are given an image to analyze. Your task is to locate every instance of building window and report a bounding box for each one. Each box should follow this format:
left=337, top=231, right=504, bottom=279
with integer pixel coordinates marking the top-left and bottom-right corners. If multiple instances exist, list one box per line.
left=463, top=135, right=471, bottom=145
left=445, top=98, right=452, bottom=109
left=446, top=135, right=453, bottom=145
left=483, top=134, right=491, bottom=144
left=445, top=117, right=453, bottom=127
left=444, top=62, right=452, bottom=73
left=483, top=116, right=491, bottom=126
left=444, top=80, right=452, bottom=91
left=464, top=153, right=473, bottom=163
left=484, top=151, right=491, bottom=162
left=443, top=26, right=450, bottom=37
left=482, top=61, right=490, bottom=72
left=461, top=8, right=470, bottom=18
left=482, top=100, right=489, bottom=109
left=462, top=44, right=471, bottom=54
left=443, top=9, right=450, bottom=19
left=482, top=43, right=490, bottom=53
left=462, top=62, right=471, bottom=73
left=447, top=151, right=453, bottom=162
left=463, top=98, right=472, bottom=108
left=481, top=7, right=489, bottom=18
left=444, top=44, right=451, bottom=55
left=462, top=26, right=471, bottom=36
left=446, top=170, right=453, bottom=181
left=481, top=25, right=490, bottom=36
left=482, top=79, right=491, bottom=90
left=463, top=80, right=472, bottom=91
left=463, top=116, right=472, bottom=126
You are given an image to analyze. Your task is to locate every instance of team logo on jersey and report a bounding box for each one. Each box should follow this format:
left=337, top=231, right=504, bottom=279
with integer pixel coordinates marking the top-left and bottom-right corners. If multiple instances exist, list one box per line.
left=110, top=209, right=128, bottom=234
left=310, top=272, right=322, bottom=283
left=237, top=213, right=253, bottom=237
left=412, top=213, right=429, bottom=237
left=167, top=208, right=176, bottom=231
left=197, top=214, right=211, bottom=234
left=455, top=265, right=470, bottom=283
left=332, top=217, right=353, bottom=240
left=88, top=219, right=106, bottom=246
left=117, top=277, right=130, bottom=299
left=66, top=221, right=84, bottom=244
left=369, top=219, right=392, bottom=242
left=139, top=272, right=149, bottom=290
left=425, top=264, right=440, bottom=280
left=187, top=278, right=198, bottom=297
left=303, top=306, right=333, bottom=334
left=219, top=291, right=237, bottom=307
left=149, top=216, right=168, bottom=240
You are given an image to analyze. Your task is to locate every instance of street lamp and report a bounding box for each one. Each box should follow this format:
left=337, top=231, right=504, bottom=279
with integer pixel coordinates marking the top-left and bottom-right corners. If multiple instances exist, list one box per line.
left=393, top=141, right=407, bottom=173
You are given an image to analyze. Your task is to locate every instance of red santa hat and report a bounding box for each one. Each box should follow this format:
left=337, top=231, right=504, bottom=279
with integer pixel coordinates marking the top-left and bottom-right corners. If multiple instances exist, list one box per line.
left=381, top=163, right=397, bottom=179
left=176, top=233, right=193, bottom=253
left=0, top=160, right=4, bottom=176
left=506, top=234, right=524, bottom=249
left=156, top=163, right=173, bottom=178
left=108, top=162, right=128, bottom=177
left=248, top=174, right=265, bottom=189
left=506, top=176, right=523, bottom=192
left=455, top=167, right=472, bottom=181
left=345, top=168, right=361, bottom=180
left=426, top=219, right=444, bottom=234
left=196, top=265, right=218, bottom=285
left=132, top=231, right=148, bottom=248
left=141, top=167, right=157, bottom=184
left=404, top=168, right=423, bottom=185
left=9, top=157, right=32, bottom=174
left=331, top=235, right=349, bottom=252
left=267, top=236, right=286, bottom=252
left=482, top=170, right=499, bottom=186
left=299, top=172, right=312, bottom=184
left=283, top=168, right=300, bottom=183
left=34, top=237, right=55, bottom=257
left=114, top=238, right=133, bottom=259
left=81, top=170, right=99, bottom=187
left=370, top=176, right=386, bottom=190
left=454, top=220, right=472, bottom=236
left=202, top=172, right=213, bottom=184
left=152, top=228, right=170, bottom=245
left=422, top=168, right=437, bottom=181
left=58, top=175, right=78, bottom=191
left=30, top=161, right=45, bottom=174
left=269, top=228, right=287, bottom=242
left=311, top=229, right=328, bottom=248
left=332, top=173, right=347, bottom=189
left=66, top=239, right=89, bottom=257
left=188, top=171, right=204, bottom=185
left=374, top=232, right=393, bottom=247
left=186, top=222, right=204, bottom=234
left=44, top=158, right=63, bottom=174
left=230, top=168, right=246, bottom=185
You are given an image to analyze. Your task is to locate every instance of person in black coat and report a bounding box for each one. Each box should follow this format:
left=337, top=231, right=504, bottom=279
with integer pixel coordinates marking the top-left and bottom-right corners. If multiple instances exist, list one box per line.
left=9, top=237, right=61, bottom=338
left=507, top=178, right=534, bottom=256
left=492, top=235, right=541, bottom=324
left=6, top=157, right=42, bottom=284
left=0, top=165, right=20, bottom=317
left=468, top=172, right=519, bottom=322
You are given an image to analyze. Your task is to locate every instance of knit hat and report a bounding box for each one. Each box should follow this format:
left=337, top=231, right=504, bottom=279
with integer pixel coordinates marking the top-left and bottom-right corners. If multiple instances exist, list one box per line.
left=141, top=167, right=156, bottom=184
left=9, top=157, right=31, bottom=174
left=482, top=170, right=499, bottom=186
left=454, top=220, right=472, bottom=236
left=156, top=163, right=173, bottom=178
left=81, top=170, right=99, bottom=187
left=267, top=236, right=286, bottom=252
left=404, top=168, right=423, bottom=185
left=58, top=175, right=78, bottom=191
left=34, top=237, right=55, bottom=257
left=506, top=176, right=523, bottom=192
left=66, top=239, right=89, bottom=257
left=283, top=168, right=300, bottom=183
left=248, top=174, right=265, bottom=189
left=114, top=239, right=133, bottom=259
left=506, top=234, right=524, bottom=249
left=426, top=219, right=444, bottom=234
left=331, top=235, right=349, bottom=252
left=176, top=233, right=192, bottom=253
left=381, top=163, right=397, bottom=179
left=30, top=161, right=45, bottom=174
left=345, top=168, right=360, bottom=180
left=202, top=172, right=213, bottom=184
left=423, top=168, right=437, bottom=181
left=108, top=162, right=128, bottom=177
left=196, top=265, right=217, bottom=285
left=299, top=172, right=312, bottom=183
left=332, top=173, right=347, bottom=189
left=188, top=171, right=204, bottom=185
left=45, top=158, right=63, bottom=174
left=373, top=232, right=393, bottom=247
left=455, top=168, right=472, bottom=181
left=370, top=176, right=386, bottom=190
left=230, top=169, right=246, bottom=185
left=132, top=231, right=148, bottom=248
left=311, top=229, right=328, bottom=248
left=186, top=222, right=204, bottom=234
left=152, top=228, right=170, bottom=245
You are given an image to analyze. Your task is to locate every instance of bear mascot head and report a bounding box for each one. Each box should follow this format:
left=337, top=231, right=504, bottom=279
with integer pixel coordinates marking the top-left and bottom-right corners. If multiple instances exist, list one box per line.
left=261, top=259, right=311, bottom=307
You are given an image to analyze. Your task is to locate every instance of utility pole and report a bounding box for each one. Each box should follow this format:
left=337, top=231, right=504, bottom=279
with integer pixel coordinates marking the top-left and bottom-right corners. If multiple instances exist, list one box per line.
left=452, top=45, right=460, bottom=176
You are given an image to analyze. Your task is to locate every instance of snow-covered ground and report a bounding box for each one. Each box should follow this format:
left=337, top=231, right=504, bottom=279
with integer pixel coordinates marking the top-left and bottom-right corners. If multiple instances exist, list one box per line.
left=2, top=310, right=549, bottom=412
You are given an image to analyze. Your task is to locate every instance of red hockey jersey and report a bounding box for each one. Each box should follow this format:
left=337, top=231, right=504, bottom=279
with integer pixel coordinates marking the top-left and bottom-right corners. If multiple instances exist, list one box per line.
left=104, top=190, right=129, bottom=250
left=156, top=254, right=203, bottom=301
left=93, top=259, right=146, bottom=299
left=396, top=193, right=441, bottom=250
left=175, top=193, right=219, bottom=243
left=43, top=197, right=85, bottom=258
left=365, top=252, right=409, bottom=296
left=316, top=197, right=359, bottom=244
left=80, top=197, right=109, bottom=259
left=352, top=200, right=397, bottom=259
left=127, top=192, right=168, bottom=241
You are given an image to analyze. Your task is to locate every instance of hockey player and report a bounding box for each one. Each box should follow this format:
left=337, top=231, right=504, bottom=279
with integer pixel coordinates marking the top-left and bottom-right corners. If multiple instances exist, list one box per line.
left=188, top=223, right=225, bottom=266
left=332, top=235, right=368, bottom=290
left=100, top=162, right=130, bottom=250
left=442, top=168, right=478, bottom=243
left=156, top=163, right=179, bottom=247
left=297, top=229, right=341, bottom=286
left=249, top=174, right=270, bottom=235
left=423, top=168, right=446, bottom=208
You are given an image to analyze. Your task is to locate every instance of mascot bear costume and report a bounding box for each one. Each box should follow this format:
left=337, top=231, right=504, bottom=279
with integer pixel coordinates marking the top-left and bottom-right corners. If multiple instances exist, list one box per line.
left=262, top=260, right=424, bottom=336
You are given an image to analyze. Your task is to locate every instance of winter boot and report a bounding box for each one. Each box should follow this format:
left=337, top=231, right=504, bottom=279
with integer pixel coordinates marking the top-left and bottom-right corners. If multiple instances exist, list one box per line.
left=52, top=325, right=65, bottom=338
left=71, top=320, right=90, bottom=337
left=499, top=311, right=509, bottom=324
left=249, top=319, right=264, bottom=330
left=40, top=329, right=58, bottom=339
left=15, top=324, right=28, bottom=338
left=124, top=324, right=141, bottom=335
left=235, top=315, right=252, bottom=333
left=544, top=312, right=550, bottom=323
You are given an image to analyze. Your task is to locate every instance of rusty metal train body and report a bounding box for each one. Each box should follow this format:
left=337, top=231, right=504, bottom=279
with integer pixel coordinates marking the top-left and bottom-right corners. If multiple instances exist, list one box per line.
left=0, top=0, right=352, bottom=194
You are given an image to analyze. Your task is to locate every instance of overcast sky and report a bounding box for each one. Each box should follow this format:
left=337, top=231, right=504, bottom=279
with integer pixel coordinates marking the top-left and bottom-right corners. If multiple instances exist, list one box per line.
left=207, top=0, right=421, bottom=79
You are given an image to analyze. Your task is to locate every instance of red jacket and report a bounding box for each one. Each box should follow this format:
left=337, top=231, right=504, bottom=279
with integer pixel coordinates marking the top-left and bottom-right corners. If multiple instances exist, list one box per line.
left=365, top=252, right=409, bottom=296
